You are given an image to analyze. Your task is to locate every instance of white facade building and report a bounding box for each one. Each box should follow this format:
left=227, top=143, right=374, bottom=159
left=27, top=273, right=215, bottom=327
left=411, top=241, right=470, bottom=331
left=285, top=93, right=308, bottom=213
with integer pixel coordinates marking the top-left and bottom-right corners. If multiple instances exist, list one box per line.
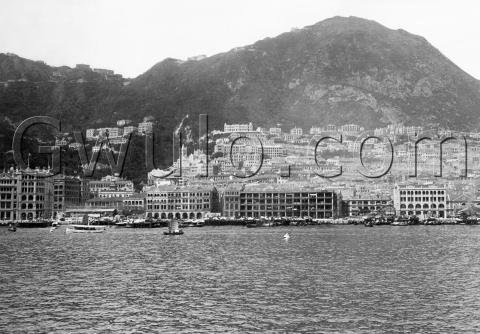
left=393, top=184, right=449, bottom=218
left=224, top=122, right=254, bottom=133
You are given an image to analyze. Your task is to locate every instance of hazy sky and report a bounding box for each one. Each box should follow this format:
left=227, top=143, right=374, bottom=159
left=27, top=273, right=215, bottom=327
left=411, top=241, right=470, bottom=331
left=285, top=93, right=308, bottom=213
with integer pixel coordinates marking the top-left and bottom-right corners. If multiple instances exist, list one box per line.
left=1, top=0, right=479, bottom=78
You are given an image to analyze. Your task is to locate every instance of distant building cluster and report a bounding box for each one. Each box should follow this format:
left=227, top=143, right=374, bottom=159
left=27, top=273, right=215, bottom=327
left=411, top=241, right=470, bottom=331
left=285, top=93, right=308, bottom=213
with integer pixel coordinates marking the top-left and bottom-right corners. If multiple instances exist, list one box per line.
left=3, top=119, right=480, bottom=224
left=83, top=119, right=153, bottom=145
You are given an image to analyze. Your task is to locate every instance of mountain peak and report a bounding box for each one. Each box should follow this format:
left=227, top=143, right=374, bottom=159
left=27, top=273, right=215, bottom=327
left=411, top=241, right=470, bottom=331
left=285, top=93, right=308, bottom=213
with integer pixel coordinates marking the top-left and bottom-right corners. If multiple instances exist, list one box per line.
left=1, top=16, right=480, bottom=137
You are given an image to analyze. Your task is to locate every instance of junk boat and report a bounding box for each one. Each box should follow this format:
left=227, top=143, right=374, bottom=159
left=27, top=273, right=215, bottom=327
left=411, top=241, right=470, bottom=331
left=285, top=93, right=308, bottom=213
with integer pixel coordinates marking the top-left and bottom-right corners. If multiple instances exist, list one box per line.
left=164, top=220, right=184, bottom=235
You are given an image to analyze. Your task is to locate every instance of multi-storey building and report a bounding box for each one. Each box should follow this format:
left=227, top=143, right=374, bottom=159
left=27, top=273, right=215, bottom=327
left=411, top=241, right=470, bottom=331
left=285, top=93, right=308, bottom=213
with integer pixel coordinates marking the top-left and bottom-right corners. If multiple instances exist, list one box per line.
left=269, top=127, right=282, bottom=136
left=0, top=168, right=53, bottom=221
left=224, top=183, right=341, bottom=219
left=145, top=185, right=220, bottom=219
left=290, top=127, right=303, bottom=136
left=0, top=171, right=17, bottom=221
left=325, top=124, right=337, bottom=132
left=343, top=196, right=393, bottom=216
left=138, top=121, right=154, bottom=135
left=254, top=145, right=286, bottom=158
left=123, top=194, right=146, bottom=212
left=223, top=184, right=243, bottom=218
left=123, top=126, right=137, bottom=135
left=86, top=128, right=96, bottom=139
left=309, top=127, right=323, bottom=135
left=393, top=184, right=449, bottom=218
left=86, top=197, right=124, bottom=209
left=88, top=175, right=134, bottom=198
left=340, top=124, right=364, bottom=136
left=224, top=122, right=254, bottom=133
left=52, top=175, right=83, bottom=218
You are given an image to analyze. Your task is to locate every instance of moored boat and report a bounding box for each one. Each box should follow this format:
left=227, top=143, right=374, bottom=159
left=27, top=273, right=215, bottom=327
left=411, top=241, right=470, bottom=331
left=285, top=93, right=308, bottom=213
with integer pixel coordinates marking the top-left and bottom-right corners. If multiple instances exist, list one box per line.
left=65, top=225, right=106, bottom=233
left=164, top=220, right=184, bottom=235
left=391, top=217, right=409, bottom=226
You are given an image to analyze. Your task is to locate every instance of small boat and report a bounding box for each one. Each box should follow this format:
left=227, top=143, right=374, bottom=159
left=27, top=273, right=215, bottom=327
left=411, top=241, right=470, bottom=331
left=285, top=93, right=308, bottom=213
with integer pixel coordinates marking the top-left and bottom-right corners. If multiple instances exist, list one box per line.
left=283, top=233, right=290, bottom=240
left=391, top=217, right=409, bottom=226
left=66, top=225, right=106, bottom=233
left=363, top=218, right=374, bottom=227
left=8, top=223, right=16, bottom=232
left=66, top=215, right=105, bottom=233
left=164, top=220, right=184, bottom=235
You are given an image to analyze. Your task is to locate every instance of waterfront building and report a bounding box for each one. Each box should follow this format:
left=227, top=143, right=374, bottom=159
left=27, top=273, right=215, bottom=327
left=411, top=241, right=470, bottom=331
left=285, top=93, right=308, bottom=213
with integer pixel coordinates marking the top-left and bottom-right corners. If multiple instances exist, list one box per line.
left=123, top=194, right=146, bottom=212
left=86, top=197, right=124, bottom=209
left=0, top=168, right=53, bottom=221
left=52, top=175, right=83, bottom=218
left=224, top=122, right=254, bottom=133
left=145, top=185, right=220, bottom=219
left=223, top=184, right=243, bottom=217
left=393, top=184, right=449, bottom=218
left=226, top=183, right=341, bottom=219
left=0, top=171, right=17, bottom=221
left=343, top=195, right=393, bottom=216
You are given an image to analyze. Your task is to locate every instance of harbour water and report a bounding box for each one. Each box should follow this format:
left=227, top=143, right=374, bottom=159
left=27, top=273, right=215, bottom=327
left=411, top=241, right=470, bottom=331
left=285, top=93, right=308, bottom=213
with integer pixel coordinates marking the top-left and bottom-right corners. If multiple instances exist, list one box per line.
left=1, top=225, right=480, bottom=333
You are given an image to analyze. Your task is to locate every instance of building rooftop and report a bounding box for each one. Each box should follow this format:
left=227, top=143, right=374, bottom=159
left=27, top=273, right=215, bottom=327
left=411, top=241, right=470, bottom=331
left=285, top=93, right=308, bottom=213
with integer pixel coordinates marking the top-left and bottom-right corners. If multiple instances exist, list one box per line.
left=242, top=183, right=335, bottom=193
left=145, top=184, right=216, bottom=193
left=86, top=197, right=124, bottom=203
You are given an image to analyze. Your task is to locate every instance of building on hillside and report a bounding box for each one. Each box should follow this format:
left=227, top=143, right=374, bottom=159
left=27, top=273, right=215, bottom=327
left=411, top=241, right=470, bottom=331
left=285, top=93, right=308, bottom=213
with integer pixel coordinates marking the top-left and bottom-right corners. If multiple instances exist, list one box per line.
left=269, top=127, right=282, bottom=136
left=290, top=127, right=303, bottom=136
left=138, top=121, right=153, bottom=135
left=224, top=122, right=254, bottom=133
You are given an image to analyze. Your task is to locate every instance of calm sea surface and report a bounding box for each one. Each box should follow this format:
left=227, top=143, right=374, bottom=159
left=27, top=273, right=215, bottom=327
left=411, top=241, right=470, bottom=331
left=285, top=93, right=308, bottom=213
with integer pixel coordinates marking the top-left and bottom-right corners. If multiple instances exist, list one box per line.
left=1, top=225, right=480, bottom=333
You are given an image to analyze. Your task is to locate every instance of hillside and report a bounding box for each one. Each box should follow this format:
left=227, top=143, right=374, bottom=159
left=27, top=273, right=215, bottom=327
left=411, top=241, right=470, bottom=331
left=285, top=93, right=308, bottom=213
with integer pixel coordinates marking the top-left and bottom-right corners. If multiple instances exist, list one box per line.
left=1, top=16, right=480, bottom=167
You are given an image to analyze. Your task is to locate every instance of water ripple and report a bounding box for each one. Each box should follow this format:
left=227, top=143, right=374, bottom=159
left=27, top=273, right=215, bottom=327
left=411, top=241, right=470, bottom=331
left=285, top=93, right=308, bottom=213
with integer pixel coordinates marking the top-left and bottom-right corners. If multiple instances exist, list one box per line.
left=0, top=225, right=480, bottom=333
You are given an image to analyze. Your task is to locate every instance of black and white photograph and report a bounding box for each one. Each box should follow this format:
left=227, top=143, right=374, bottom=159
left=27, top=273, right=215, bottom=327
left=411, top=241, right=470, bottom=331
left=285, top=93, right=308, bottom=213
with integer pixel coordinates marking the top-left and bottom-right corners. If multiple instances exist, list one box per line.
left=1, top=0, right=480, bottom=332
